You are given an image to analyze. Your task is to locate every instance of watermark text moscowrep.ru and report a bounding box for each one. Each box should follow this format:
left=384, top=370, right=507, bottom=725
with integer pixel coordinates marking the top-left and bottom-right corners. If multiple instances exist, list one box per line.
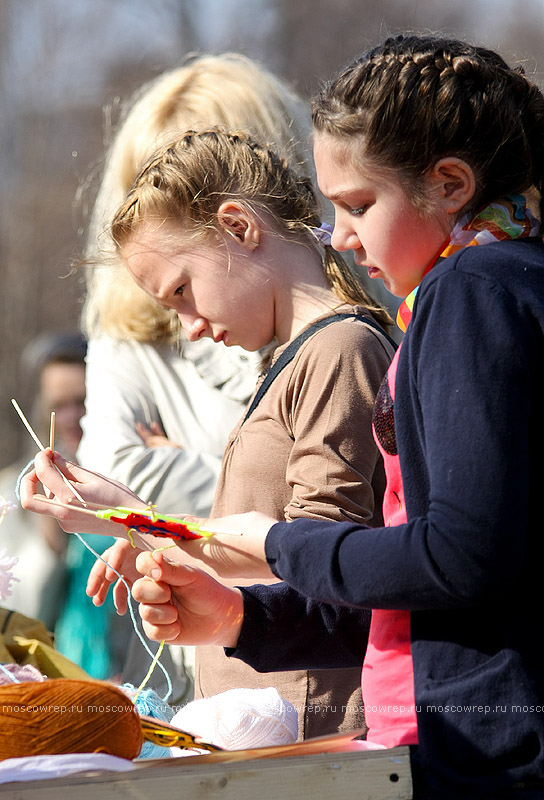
left=1, top=704, right=131, bottom=714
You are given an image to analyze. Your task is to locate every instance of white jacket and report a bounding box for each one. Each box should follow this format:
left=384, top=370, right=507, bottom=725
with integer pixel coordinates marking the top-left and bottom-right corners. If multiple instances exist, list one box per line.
left=77, top=336, right=262, bottom=516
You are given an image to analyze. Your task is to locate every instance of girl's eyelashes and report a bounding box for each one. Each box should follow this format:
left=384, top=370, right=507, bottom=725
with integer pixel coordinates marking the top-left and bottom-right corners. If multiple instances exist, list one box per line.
left=349, top=205, right=368, bottom=216
left=174, top=285, right=185, bottom=297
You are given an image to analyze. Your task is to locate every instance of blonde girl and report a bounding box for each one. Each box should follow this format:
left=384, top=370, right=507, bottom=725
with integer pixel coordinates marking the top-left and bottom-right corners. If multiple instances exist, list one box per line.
left=61, top=53, right=324, bottom=689
left=23, top=128, right=395, bottom=740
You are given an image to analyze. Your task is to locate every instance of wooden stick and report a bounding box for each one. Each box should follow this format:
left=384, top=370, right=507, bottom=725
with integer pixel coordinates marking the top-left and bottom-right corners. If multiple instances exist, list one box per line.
left=49, top=411, right=55, bottom=452
left=11, top=398, right=46, bottom=450
left=11, top=398, right=87, bottom=507
left=34, top=496, right=102, bottom=517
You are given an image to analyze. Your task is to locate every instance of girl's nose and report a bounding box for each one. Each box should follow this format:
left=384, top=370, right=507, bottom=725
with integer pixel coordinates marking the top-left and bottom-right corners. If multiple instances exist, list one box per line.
left=331, top=219, right=360, bottom=253
left=178, top=313, right=208, bottom=341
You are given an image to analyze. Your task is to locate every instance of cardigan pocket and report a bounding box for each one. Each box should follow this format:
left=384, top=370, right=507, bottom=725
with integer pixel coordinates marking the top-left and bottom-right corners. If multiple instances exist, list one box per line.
left=415, top=648, right=543, bottom=793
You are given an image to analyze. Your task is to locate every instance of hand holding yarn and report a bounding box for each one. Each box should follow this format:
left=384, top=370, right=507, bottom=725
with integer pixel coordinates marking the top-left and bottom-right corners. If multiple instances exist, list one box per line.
left=132, top=550, right=244, bottom=647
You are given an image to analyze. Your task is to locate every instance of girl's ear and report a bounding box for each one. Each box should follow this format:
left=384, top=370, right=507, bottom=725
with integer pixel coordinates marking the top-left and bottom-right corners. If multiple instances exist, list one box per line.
left=430, top=157, right=476, bottom=214
left=217, top=201, right=260, bottom=250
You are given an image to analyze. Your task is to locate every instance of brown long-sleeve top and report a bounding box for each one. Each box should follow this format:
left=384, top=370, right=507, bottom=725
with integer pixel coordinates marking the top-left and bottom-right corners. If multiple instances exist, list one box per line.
left=195, top=305, right=396, bottom=740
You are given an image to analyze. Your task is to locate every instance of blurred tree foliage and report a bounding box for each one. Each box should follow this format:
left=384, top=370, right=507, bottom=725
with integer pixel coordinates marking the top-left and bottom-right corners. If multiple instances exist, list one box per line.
left=0, top=0, right=543, bottom=469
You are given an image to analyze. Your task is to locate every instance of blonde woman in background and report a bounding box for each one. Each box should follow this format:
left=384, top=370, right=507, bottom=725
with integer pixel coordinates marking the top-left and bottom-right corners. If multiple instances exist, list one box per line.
left=79, top=54, right=317, bottom=514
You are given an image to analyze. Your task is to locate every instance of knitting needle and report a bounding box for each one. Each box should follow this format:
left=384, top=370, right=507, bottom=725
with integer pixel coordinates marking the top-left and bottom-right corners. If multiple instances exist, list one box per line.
left=11, top=398, right=87, bottom=507
left=49, top=411, right=55, bottom=453
left=34, top=496, right=116, bottom=518
left=11, top=398, right=46, bottom=451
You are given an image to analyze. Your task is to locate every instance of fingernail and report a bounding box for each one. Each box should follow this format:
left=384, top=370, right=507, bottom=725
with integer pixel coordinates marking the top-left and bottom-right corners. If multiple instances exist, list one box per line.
left=151, top=569, right=161, bottom=580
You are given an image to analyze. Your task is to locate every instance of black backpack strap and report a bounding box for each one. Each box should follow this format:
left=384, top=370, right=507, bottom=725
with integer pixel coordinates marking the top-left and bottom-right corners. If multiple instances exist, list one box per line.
left=241, top=313, right=397, bottom=425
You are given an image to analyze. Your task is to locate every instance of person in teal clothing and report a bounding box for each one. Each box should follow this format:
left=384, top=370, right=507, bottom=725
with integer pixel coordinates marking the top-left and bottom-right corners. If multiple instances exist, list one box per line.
left=55, top=533, right=124, bottom=679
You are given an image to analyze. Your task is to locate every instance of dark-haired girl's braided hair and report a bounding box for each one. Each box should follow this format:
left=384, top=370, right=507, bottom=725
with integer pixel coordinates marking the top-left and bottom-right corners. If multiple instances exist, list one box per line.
left=111, top=128, right=392, bottom=330
left=312, top=35, right=544, bottom=228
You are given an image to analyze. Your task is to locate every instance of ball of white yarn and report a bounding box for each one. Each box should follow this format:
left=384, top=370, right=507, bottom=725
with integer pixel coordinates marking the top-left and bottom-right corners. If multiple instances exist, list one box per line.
left=170, top=686, right=298, bottom=755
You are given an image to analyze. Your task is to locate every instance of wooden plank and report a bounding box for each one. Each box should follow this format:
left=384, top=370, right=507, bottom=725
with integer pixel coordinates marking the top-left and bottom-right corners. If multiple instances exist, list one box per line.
left=0, top=747, right=412, bottom=800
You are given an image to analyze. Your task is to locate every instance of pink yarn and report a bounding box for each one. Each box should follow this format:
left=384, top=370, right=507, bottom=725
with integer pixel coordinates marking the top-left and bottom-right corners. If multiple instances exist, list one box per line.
left=0, top=548, right=18, bottom=601
left=0, top=664, right=46, bottom=686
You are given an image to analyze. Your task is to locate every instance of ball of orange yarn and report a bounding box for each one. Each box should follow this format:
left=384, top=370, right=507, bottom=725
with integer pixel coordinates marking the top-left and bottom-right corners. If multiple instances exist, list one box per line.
left=0, top=678, right=143, bottom=760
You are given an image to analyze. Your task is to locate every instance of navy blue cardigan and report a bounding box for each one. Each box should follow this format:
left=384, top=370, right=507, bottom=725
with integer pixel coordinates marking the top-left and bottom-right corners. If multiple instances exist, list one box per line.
left=228, top=238, right=544, bottom=798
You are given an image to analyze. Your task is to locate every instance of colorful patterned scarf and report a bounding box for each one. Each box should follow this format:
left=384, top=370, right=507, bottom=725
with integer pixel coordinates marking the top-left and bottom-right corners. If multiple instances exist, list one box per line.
left=396, top=194, right=540, bottom=332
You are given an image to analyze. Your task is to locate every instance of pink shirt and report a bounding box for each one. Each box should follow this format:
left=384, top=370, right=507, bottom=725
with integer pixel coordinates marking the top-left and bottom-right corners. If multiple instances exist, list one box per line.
left=363, top=347, right=419, bottom=747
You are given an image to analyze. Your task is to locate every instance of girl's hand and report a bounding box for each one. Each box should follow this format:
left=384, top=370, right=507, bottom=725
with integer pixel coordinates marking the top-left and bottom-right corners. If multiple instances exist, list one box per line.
left=136, top=421, right=181, bottom=450
left=132, top=550, right=244, bottom=647
left=86, top=539, right=143, bottom=614
left=19, top=449, right=147, bottom=537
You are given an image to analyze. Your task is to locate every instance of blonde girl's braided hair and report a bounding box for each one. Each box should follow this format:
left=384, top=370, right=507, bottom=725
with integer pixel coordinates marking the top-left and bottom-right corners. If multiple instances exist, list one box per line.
left=111, top=128, right=392, bottom=331
left=312, top=34, right=544, bottom=226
